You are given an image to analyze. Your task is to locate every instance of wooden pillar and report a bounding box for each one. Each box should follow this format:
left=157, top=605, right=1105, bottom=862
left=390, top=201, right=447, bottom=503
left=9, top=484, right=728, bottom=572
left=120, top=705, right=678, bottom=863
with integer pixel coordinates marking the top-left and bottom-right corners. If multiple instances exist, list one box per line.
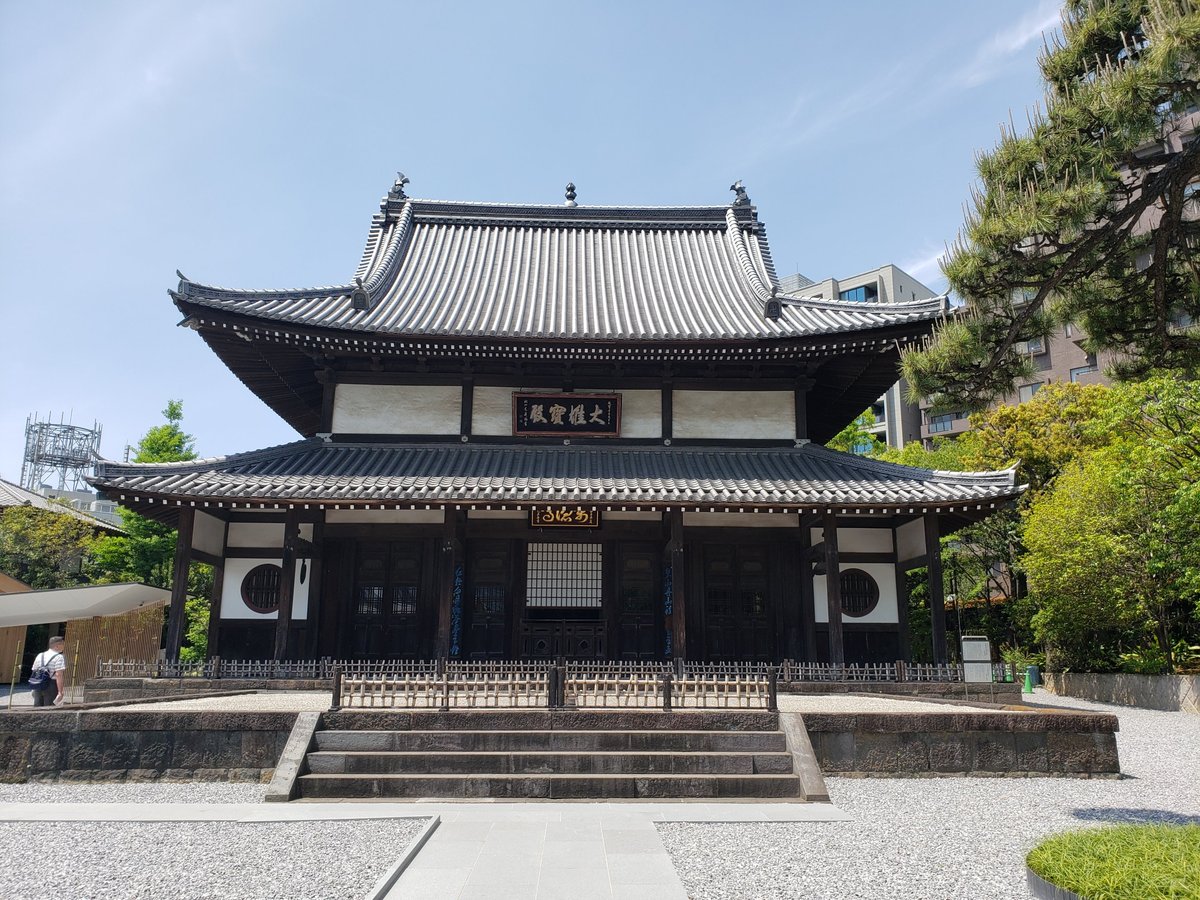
left=823, top=511, right=844, bottom=667
left=165, top=507, right=195, bottom=660
left=667, top=509, right=687, bottom=660
left=794, top=378, right=813, bottom=440
left=206, top=558, right=226, bottom=661
left=306, top=521, right=326, bottom=658
left=436, top=510, right=465, bottom=658
left=273, top=508, right=301, bottom=661
left=204, top=520, right=228, bottom=661
left=800, top=517, right=817, bottom=661
left=894, top=559, right=911, bottom=662
left=924, top=512, right=948, bottom=664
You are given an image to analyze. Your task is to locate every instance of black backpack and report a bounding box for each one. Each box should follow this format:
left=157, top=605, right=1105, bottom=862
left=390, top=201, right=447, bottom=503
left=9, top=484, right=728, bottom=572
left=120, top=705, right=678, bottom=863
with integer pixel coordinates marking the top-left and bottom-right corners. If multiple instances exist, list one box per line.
left=28, top=651, right=62, bottom=688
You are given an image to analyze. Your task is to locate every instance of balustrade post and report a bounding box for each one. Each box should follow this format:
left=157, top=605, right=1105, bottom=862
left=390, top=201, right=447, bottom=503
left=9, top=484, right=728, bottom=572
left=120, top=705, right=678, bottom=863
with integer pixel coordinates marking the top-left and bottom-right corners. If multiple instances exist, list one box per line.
left=895, top=659, right=906, bottom=683
left=329, top=665, right=342, bottom=711
left=662, top=673, right=673, bottom=712
left=767, top=667, right=779, bottom=712
left=211, top=656, right=222, bottom=680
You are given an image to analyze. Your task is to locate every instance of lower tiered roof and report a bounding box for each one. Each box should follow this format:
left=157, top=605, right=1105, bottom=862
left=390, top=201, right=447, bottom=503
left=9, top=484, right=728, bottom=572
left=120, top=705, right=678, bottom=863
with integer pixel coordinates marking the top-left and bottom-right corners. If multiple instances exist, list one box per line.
left=90, top=440, right=1022, bottom=523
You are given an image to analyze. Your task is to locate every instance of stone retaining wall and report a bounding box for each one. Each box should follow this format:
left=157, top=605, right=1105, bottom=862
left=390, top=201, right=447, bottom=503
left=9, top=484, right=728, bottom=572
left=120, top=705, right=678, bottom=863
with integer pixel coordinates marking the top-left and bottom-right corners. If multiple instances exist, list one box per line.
left=1044, top=673, right=1200, bottom=714
left=799, top=710, right=1120, bottom=776
left=0, top=710, right=295, bottom=783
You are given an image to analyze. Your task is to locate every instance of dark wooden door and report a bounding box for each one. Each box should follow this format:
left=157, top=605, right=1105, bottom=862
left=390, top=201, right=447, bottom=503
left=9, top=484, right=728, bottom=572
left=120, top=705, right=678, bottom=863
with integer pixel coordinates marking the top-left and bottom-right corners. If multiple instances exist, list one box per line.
left=464, top=540, right=512, bottom=659
left=701, top=544, right=774, bottom=661
left=347, top=541, right=429, bottom=658
left=615, top=543, right=662, bottom=660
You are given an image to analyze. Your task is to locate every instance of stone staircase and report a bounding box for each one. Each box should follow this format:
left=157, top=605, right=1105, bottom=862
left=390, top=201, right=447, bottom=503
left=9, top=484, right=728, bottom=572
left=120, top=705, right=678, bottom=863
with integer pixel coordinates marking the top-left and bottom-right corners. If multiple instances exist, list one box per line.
left=292, top=711, right=808, bottom=800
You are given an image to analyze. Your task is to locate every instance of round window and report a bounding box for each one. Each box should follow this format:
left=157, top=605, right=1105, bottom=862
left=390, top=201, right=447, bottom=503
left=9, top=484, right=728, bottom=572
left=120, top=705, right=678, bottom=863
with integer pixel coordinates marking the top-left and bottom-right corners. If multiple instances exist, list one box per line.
left=839, top=569, right=880, bottom=617
left=241, top=563, right=282, bottom=614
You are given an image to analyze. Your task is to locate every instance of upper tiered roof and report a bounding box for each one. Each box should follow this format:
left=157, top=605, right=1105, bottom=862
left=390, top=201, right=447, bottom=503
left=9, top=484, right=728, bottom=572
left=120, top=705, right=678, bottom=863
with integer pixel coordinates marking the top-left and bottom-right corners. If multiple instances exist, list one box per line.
left=173, top=184, right=947, bottom=344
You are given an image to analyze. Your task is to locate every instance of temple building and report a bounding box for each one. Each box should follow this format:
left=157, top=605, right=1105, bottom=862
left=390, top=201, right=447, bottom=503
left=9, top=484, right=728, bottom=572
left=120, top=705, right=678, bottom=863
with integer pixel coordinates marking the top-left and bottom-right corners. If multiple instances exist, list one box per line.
left=90, top=178, right=1022, bottom=667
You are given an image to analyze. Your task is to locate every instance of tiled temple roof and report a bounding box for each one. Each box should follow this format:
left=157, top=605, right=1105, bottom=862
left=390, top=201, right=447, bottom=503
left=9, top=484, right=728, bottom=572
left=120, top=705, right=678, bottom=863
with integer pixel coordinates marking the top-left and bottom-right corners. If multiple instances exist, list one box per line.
left=91, top=440, right=1021, bottom=514
left=174, top=195, right=947, bottom=343
left=0, top=478, right=123, bottom=533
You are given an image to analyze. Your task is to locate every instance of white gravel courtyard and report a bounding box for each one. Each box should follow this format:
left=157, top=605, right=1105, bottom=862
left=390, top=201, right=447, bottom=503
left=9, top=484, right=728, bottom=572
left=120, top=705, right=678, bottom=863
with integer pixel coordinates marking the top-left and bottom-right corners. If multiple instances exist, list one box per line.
left=659, top=689, right=1200, bottom=899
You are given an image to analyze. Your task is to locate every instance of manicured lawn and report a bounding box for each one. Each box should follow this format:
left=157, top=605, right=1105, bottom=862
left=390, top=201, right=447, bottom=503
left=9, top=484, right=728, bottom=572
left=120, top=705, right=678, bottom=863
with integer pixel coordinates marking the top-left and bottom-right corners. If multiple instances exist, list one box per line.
left=1027, top=824, right=1200, bottom=899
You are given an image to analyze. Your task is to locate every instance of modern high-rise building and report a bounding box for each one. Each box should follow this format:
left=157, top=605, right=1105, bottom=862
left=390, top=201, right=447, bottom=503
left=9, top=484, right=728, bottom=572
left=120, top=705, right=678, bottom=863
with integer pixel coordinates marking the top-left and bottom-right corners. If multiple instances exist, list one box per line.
left=778, top=264, right=939, bottom=450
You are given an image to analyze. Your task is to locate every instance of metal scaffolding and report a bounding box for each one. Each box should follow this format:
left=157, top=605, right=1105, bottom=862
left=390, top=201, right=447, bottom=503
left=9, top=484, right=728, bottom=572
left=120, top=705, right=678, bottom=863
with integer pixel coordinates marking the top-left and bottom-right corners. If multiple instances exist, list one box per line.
left=19, top=414, right=102, bottom=493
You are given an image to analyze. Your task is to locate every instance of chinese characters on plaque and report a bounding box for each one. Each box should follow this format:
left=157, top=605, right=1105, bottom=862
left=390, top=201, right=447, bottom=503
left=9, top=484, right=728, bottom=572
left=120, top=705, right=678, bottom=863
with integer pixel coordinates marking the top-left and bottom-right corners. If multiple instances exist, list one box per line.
left=530, top=507, right=601, bottom=528
left=513, top=393, right=621, bottom=437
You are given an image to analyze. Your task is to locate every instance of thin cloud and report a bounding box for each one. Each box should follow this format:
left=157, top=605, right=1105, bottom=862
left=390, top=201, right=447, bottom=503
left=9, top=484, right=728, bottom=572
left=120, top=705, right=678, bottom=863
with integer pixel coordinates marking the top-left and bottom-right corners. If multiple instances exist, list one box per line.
left=959, top=0, right=1062, bottom=88
left=0, top=3, right=279, bottom=199
left=900, top=246, right=949, bottom=291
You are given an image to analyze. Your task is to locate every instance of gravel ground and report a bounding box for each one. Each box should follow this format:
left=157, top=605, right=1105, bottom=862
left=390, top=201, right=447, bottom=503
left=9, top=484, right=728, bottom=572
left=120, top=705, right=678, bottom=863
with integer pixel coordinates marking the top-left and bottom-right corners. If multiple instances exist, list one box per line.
left=0, top=817, right=427, bottom=900
left=0, top=782, right=267, bottom=803
left=659, top=689, right=1200, bottom=899
left=98, top=691, right=329, bottom=712
left=776, top=694, right=1001, bottom=713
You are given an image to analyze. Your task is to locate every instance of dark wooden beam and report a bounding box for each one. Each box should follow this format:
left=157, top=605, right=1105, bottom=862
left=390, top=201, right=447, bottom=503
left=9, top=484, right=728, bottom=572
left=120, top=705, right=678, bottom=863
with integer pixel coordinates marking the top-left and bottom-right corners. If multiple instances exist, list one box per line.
left=165, top=507, right=195, bottom=660
left=273, top=508, right=301, bottom=661
left=924, top=512, right=947, bottom=664
left=823, top=511, right=844, bottom=667
left=460, top=378, right=474, bottom=437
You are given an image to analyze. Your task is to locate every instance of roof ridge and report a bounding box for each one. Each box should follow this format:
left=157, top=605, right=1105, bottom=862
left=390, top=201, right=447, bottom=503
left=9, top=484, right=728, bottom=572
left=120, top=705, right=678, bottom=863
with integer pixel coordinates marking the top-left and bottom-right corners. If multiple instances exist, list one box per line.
left=93, top=438, right=321, bottom=476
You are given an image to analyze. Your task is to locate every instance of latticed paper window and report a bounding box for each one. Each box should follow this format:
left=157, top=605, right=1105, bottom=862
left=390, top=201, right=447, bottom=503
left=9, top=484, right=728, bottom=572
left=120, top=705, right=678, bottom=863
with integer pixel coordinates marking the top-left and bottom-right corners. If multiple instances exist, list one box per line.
left=241, top=564, right=282, bottom=613
left=526, top=543, right=603, bottom=608
left=839, top=568, right=880, bottom=617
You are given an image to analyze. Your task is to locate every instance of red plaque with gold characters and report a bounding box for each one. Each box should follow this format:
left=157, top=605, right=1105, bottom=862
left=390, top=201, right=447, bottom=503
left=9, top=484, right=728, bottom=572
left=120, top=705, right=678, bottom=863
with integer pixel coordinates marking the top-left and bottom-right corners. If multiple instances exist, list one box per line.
left=530, top=506, right=601, bottom=528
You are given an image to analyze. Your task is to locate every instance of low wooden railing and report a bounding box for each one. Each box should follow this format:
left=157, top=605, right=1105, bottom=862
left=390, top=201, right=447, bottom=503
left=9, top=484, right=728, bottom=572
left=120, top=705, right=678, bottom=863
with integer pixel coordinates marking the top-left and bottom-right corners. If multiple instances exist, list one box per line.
left=330, top=664, right=779, bottom=711
left=97, top=657, right=1019, bottom=685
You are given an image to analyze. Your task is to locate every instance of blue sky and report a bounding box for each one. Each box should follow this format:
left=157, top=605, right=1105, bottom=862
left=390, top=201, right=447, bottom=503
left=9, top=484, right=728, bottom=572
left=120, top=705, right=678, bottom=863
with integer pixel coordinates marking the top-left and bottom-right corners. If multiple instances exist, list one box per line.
left=0, top=1, right=1062, bottom=481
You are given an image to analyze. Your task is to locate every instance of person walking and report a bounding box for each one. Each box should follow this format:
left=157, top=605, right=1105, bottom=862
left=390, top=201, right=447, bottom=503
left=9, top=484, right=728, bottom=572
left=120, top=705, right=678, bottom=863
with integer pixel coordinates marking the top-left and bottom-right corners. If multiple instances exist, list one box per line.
left=29, top=635, right=66, bottom=707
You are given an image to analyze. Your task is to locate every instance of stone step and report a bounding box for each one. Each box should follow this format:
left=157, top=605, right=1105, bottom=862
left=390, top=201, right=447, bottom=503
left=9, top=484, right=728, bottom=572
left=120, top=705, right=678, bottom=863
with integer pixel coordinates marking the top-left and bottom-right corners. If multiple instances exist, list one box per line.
left=306, top=749, right=795, bottom=776
left=296, top=772, right=805, bottom=800
left=313, top=729, right=786, bottom=753
left=323, top=710, right=779, bottom=732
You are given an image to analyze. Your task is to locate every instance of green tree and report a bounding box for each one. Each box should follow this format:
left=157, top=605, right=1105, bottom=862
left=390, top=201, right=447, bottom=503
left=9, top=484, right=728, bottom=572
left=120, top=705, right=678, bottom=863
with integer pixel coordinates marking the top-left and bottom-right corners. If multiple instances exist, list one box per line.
left=0, top=506, right=97, bottom=589
left=825, top=408, right=885, bottom=455
left=902, top=0, right=1200, bottom=410
left=93, top=401, right=210, bottom=659
left=1023, top=375, right=1200, bottom=671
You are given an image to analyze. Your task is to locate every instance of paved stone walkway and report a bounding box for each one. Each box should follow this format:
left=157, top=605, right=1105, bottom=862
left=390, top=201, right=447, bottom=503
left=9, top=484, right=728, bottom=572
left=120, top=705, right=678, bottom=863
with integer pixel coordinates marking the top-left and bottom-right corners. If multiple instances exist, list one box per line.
left=385, top=802, right=850, bottom=900
left=0, top=798, right=847, bottom=899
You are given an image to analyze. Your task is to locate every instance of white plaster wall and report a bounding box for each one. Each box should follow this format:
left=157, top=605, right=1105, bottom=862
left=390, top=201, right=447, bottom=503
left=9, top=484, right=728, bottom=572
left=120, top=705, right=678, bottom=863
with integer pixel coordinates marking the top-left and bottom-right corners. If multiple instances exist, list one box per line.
left=618, top=390, right=660, bottom=438
left=192, top=511, right=225, bottom=556
left=227, top=523, right=313, bottom=549
left=673, top=390, right=794, bottom=440
left=896, top=518, right=926, bottom=563
left=472, top=386, right=520, bottom=436
left=809, top=526, right=893, bottom=554
left=813, top=562, right=898, bottom=624
left=325, top=509, right=445, bottom=524
left=467, top=510, right=526, bottom=519
left=332, top=383, right=462, bottom=435
left=605, top=511, right=663, bottom=522
left=220, top=557, right=310, bottom=621
left=684, top=512, right=799, bottom=528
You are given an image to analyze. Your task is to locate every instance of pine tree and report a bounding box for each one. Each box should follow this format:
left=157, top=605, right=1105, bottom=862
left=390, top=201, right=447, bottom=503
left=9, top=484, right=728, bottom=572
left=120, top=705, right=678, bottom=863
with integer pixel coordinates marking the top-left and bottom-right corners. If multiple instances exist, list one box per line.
left=903, top=0, right=1200, bottom=410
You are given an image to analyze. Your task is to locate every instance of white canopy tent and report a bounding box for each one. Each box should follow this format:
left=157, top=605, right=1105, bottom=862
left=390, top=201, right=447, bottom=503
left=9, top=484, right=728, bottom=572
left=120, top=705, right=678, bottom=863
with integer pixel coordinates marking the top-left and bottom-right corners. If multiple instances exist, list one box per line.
left=0, top=583, right=169, bottom=628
